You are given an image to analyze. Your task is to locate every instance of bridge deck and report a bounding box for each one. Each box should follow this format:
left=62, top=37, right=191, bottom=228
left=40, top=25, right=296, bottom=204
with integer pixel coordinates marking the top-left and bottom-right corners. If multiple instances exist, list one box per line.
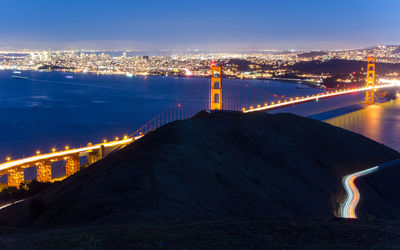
left=0, top=137, right=137, bottom=172
left=243, top=83, right=397, bottom=113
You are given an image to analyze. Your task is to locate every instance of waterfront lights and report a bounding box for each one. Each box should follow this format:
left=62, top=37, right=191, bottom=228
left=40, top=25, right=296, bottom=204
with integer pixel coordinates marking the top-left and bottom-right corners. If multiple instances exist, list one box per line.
left=103, top=139, right=107, bottom=143
left=123, top=135, right=128, bottom=140
left=52, top=148, right=56, bottom=152
left=36, top=150, right=40, bottom=155
left=65, top=146, right=70, bottom=150
left=6, top=157, right=11, bottom=161
left=115, top=137, right=119, bottom=141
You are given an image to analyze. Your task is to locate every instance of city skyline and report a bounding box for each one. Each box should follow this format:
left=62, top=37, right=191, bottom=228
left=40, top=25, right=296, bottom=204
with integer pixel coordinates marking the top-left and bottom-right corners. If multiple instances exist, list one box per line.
left=1, top=0, right=400, bottom=50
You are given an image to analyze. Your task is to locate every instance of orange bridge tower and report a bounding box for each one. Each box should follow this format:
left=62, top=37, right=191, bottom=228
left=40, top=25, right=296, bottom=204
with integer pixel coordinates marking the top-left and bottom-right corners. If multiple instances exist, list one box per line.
left=210, top=64, right=222, bottom=110
left=366, top=57, right=376, bottom=104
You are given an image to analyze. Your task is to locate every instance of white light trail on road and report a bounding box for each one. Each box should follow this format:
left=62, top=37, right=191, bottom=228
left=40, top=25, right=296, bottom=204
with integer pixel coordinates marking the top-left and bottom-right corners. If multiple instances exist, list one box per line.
left=0, top=200, right=25, bottom=211
left=339, top=166, right=379, bottom=219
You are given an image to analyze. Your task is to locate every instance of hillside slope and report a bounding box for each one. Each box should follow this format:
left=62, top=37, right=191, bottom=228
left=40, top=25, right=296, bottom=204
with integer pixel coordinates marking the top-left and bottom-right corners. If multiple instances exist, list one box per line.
left=0, top=111, right=399, bottom=227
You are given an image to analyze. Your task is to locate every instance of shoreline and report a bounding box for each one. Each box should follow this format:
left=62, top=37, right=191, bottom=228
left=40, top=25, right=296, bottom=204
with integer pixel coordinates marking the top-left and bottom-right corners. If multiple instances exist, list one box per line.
left=1, top=68, right=324, bottom=89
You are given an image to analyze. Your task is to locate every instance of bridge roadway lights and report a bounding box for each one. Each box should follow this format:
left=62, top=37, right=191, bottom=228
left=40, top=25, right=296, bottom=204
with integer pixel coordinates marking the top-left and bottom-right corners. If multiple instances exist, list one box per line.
left=0, top=138, right=134, bottom=188
left=36, top=160, right=52, bottom=183
left=8, top=167, right=24, bottom=188
left=66, top=154, right=80, bottom=177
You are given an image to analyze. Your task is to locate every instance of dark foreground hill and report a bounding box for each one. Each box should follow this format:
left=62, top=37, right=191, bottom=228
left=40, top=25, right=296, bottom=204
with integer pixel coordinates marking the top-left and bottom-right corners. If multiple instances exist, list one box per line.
left=1, top=218, right=400, bottom=249
left=0, top=111, right=399, bottom=228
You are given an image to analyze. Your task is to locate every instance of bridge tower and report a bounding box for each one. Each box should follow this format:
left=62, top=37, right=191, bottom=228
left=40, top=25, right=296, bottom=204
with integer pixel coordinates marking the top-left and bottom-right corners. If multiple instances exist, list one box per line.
left=365, top=57, right=376, bottom=104
left=210, top=64, right=222, bottom=110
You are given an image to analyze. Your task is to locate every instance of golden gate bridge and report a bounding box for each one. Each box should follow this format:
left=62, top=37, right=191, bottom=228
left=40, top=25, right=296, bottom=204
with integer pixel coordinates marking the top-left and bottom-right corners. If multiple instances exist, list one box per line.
left=0, top=57, right=398, bottom=187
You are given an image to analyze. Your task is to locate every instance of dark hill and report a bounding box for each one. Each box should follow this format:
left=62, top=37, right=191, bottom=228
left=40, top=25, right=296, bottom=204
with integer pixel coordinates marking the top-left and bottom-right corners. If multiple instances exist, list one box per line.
left=297, top=51, right=328, bottom=58
left=288, top=59, right=400, bottom=75
left=0, top=111, right=399, bottom=227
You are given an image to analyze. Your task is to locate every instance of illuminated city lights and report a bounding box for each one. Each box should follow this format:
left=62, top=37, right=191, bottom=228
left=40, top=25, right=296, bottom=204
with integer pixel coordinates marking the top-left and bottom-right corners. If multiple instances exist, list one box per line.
left=1, top=46, right=400, bottom=80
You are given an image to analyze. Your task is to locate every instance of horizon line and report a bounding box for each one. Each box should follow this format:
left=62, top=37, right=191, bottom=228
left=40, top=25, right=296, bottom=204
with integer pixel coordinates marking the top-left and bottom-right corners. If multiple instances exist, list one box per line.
left=1, top=44, right=398, bottom=53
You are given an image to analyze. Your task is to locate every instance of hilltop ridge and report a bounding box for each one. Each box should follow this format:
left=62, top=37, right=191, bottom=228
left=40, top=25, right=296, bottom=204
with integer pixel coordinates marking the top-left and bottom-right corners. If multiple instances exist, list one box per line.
left=0, top=111, right=399, bottom=227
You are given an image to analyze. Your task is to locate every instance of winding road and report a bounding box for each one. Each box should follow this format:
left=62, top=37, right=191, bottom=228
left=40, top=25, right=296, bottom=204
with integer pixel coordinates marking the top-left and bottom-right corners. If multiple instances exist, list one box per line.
left=340, top=158, right=400, bottom=219
left=340, top=166, right=379, bottom=218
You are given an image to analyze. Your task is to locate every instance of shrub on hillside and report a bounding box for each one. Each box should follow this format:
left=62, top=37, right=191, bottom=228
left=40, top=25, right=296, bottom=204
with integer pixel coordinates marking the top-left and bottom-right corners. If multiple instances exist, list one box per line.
left=0, top=180, right=52, bottom=201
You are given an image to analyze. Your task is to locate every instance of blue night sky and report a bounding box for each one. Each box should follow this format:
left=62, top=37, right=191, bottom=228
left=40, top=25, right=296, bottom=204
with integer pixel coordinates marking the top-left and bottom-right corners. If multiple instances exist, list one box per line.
left=1, top=0, right=399, bottom=50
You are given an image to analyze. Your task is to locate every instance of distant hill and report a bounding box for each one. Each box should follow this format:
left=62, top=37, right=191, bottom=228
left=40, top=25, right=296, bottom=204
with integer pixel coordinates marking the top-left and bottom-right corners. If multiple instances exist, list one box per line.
left=0, top=111, right=399, bottom=227
left=297, top=51, right=328, bottom=58
left=288, top=59, right=400, bottom=75
left=393, top=46, right=400, bottom=54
